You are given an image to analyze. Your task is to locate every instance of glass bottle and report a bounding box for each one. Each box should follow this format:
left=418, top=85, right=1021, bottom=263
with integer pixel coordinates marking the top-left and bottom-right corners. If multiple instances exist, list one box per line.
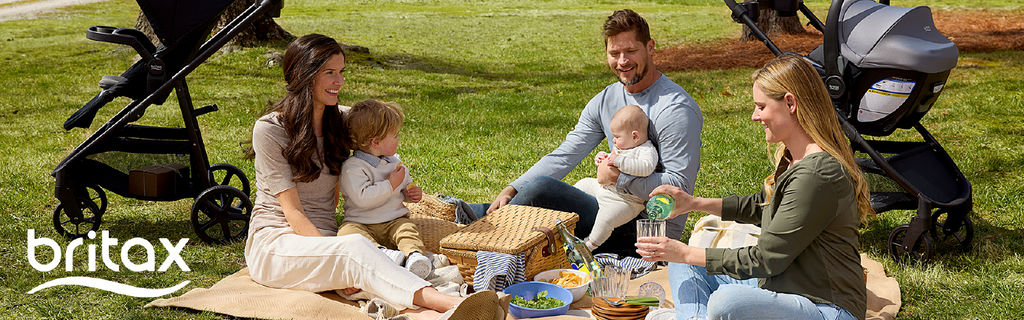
left=554, top=218, right=603, bottom=277
left=646, top=193, right=675, bottom=220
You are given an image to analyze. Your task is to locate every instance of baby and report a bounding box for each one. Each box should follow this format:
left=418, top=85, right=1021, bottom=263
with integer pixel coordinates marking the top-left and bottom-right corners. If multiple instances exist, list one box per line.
left=338, top=99, right=433, bottom=279
left=576, top=104, right=658, bottom=251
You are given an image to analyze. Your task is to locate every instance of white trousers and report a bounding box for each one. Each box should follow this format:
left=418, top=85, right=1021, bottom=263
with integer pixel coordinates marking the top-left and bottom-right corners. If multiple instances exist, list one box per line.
left=245, top=226, right=431, bottom=310
left=574, top=178, right=646, bottom=247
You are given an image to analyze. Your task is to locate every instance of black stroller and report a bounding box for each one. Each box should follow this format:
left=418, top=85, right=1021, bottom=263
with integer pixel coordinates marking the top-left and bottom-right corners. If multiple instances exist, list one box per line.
left=723, top=0, right=973, bottom=263
left=51, top=0, right=284, bottom=244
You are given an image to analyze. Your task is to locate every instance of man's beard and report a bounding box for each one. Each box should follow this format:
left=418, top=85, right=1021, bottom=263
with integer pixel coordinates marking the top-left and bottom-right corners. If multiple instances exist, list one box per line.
left=619, top=63, right=647, bottom=87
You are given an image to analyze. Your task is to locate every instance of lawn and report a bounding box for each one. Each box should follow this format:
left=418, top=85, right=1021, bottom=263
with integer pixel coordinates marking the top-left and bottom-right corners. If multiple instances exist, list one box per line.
left=0, top=0, right=1022, bottom=319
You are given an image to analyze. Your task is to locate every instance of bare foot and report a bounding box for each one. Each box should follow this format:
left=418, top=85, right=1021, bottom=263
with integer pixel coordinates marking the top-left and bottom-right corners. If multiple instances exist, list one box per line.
left=402, top=308, right=443, bottom=320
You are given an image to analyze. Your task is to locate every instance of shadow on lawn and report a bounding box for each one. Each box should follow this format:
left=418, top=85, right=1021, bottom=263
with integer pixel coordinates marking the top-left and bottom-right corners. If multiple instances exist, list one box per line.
left=860, top=210, right=1020, bottom=272
left=99, top=205, right=201, bottom=243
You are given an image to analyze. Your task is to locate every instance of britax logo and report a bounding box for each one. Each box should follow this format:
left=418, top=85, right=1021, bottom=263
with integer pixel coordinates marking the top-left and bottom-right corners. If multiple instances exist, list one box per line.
left=26, top=229, right=191, bottom=297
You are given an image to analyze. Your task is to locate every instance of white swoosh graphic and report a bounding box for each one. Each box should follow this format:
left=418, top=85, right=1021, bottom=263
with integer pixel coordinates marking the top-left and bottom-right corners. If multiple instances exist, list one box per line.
left=27, top=277, right=190, bottom=297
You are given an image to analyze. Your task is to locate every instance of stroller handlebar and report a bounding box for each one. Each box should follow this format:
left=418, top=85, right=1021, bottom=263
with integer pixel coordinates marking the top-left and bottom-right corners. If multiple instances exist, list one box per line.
left=87, top=26, right=157, bottom=61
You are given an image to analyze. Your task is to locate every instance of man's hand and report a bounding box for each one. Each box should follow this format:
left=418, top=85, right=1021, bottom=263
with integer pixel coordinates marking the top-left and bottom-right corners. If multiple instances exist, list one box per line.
left=597, top=159, right=620, bottom=186
left=487, top=185, right=517, bottom=214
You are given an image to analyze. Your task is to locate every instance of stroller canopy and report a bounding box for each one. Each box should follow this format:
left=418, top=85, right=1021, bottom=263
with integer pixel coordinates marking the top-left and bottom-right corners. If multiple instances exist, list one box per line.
left=138, top=0, right=235, bottom=47
left=839, top=0, right=958, bottom=74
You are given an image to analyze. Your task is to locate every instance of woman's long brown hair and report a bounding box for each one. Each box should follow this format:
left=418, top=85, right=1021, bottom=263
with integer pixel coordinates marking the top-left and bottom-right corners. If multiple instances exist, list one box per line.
left=249, top=34, right=350, bottom=182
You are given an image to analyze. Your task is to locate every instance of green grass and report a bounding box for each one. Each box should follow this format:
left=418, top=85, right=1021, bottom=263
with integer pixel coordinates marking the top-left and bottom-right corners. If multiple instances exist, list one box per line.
left=1, top=0, right=1022, bottom=318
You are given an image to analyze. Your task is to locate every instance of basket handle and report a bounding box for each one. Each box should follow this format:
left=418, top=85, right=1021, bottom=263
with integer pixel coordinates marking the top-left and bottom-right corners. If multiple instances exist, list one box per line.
left=531, top=227, right=556, bottom=257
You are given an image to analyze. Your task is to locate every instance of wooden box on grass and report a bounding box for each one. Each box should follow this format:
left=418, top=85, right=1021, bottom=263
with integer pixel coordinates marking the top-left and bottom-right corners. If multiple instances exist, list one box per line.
left=128, top=163, right=189, bottom=198
left=438, top=205, right=578, bottom=286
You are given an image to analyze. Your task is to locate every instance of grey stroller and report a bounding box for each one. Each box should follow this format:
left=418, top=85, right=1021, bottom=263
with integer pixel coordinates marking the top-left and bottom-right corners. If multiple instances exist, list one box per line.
left=724, top=0, right=972, bottom=263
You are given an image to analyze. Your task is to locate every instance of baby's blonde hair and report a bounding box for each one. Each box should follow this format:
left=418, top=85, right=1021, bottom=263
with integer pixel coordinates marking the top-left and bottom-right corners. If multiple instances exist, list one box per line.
left=345, top=99, right=404, bottom=151
left=612, top=105, right=648, bottom=142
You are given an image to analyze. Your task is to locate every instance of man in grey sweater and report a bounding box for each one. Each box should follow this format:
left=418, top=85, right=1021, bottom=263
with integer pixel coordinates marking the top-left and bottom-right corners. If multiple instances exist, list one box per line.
left=478, top=9, right=703, bottom=255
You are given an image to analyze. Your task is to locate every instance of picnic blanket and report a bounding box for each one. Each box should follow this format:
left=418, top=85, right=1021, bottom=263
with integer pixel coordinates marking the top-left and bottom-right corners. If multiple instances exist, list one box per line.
left=145, top=254, right=898, bottom=319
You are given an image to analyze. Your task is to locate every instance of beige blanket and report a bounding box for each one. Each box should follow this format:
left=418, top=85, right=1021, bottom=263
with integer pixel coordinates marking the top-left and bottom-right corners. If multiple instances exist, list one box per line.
left=147, top=255, right=898, bottom=320
left=145, top=268, right=366, bottom=320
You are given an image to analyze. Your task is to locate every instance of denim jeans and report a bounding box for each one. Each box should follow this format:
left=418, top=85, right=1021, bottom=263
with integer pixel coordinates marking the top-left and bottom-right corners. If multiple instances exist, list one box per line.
left=468, top=176, right=643, bottom=256
left=668, top=263, right=859, bottom=320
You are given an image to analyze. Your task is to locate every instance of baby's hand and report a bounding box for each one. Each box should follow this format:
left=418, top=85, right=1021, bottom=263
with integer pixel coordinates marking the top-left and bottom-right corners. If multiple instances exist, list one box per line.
left=388, top=166, right=406, bottom=190
left=406, top=185, right=423, bottom=203
left=595, top=151, right=609, bottom=166
left=606, top=152, right=619, bottom=167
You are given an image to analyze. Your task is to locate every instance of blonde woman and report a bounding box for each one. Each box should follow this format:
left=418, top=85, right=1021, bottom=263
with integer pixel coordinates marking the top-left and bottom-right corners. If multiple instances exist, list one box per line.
left=636, top=54, right=873, bottom=320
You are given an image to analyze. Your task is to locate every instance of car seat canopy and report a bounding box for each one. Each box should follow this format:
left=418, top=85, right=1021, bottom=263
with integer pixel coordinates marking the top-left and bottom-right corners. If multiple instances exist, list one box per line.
left=839, top=0, right=958, bottom=74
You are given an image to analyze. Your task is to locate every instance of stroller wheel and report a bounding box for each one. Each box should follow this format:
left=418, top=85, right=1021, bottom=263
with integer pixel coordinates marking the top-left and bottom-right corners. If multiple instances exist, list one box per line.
left=210, top=163, right=251, bottom=197
left=930, top=210, right=974, bottom=253
left=53, top=197, right=103, bottom=239
left=191, top=185, right=252, bottom=245
left=79, top=184, right=108, bottom=215
left=887, top=224, right=934, bottom=264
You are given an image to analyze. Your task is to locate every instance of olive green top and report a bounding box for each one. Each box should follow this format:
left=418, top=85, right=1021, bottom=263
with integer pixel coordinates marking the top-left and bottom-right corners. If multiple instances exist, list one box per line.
left=705, top=151, right=867, bottom=320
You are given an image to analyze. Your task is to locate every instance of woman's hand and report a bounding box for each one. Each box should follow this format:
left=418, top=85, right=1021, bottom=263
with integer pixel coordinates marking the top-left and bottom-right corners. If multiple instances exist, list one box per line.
left=650, top=185, right=694, bottom=219
left=636, top=236, right=705, bottom=266
left=649, top=185, right=724, bottom=219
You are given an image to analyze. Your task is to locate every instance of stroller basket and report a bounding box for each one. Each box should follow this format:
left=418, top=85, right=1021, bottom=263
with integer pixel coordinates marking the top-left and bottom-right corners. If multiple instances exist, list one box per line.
left=51, top=0, right=284, bottom=244
left=724, top=0, right=973, bottom=263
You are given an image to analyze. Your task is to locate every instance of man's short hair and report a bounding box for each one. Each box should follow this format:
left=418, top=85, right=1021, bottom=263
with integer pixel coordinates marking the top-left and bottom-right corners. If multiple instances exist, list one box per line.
left=603, top=9, right=652, bottom=46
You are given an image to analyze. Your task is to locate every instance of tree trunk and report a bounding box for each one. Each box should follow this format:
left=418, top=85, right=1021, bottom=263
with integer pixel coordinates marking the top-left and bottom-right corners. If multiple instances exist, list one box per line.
left=133, top=0, right=293, bottom=49
left=213, top=0, right=294, bottom=47
left=740, top=8, right=805, bottom=43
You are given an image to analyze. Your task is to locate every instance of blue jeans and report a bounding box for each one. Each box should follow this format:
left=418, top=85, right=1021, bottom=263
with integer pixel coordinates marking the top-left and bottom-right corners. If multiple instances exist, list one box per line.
left=468, top=176, right=642, bottom=256
left=668, top=263, right=858, bottom=320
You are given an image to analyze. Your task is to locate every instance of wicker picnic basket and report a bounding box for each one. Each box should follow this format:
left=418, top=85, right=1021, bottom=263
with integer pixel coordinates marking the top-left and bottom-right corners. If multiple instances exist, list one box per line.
left=438, top=205, right=578, bottom=286
left=405, top=194, right=463, bottom=254
left=406, top=193, right=457, bottom=222
left=410, top=213, right=465, bottom=254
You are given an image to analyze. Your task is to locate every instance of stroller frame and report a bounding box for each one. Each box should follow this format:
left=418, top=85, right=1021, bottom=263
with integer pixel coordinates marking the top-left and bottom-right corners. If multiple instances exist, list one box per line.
left=724, top=0, right=974, bottom=263
left=51, top=0, right=284, bottom=244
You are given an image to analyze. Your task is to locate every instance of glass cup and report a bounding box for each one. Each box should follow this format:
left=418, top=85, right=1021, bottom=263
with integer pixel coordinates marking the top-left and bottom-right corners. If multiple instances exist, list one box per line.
left=637, top=219, right=666, bottom=238
left=590, top=264, right=630, bottom=299
left=637, top=219, right=666, bottom=258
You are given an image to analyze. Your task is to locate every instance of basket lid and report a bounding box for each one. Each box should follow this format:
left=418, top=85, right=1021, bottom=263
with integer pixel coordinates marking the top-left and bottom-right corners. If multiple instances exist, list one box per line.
left=439, top=205, right=578, bottom=254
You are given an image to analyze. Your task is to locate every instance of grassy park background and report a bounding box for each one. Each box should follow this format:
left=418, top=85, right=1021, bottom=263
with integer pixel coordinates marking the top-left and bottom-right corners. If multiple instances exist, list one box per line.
left=1, top=0, right=1022, bottom=318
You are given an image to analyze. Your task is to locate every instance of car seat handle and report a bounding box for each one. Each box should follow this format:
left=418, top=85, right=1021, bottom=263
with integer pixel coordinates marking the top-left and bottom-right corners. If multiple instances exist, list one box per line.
left=823, top=0, right=843, bottom=78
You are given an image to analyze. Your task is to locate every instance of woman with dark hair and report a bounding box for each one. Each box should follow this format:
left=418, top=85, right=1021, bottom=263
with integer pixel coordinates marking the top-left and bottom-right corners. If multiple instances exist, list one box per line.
left=637, top=54, right=872, bottom=320
left=244, top=34, right=502, bottom=320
